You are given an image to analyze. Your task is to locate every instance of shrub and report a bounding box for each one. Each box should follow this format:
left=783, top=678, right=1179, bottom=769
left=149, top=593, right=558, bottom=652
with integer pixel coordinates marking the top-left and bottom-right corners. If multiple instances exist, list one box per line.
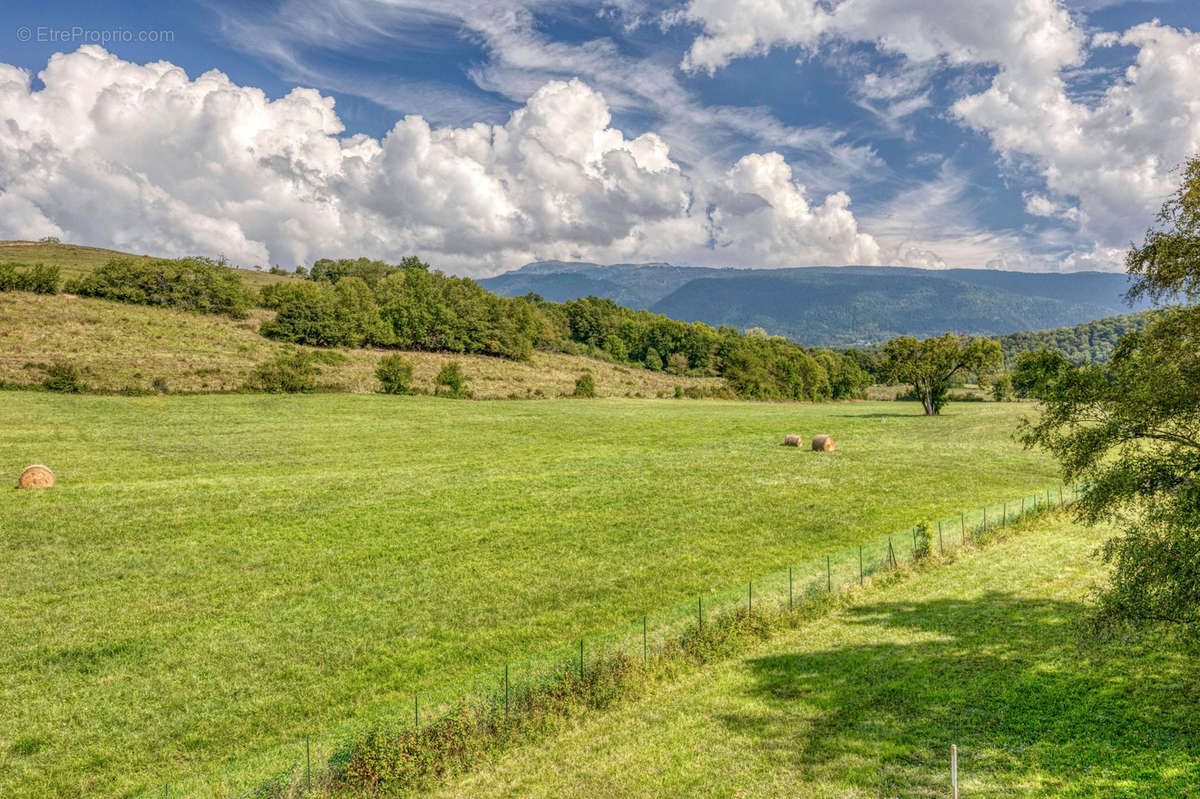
left=572, top=373, right=596, bottom=398
left=644, top=347, right=663, bottom=371
left=0, top=263, right=60, bottom=294
left=666, top=352, right=689, bottom=376
left=66, top=257, right=250, bottom=316
left=913, top=521, right=934, bottom=560
left=43, top=362, right=86, bottom=393
left=991, top=372, right=1013, bottom=402
left=435, top=361, right=466, bottom=397
left=260, top=278, right=390, bottom=347
left=376, top=354, right=414, bottom=395
left=247, top=349, right=322, bottom=393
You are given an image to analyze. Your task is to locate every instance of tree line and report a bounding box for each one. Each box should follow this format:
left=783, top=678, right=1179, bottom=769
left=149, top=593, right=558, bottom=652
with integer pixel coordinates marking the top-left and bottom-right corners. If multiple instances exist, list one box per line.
left=25, top=253, right=865, bottom=401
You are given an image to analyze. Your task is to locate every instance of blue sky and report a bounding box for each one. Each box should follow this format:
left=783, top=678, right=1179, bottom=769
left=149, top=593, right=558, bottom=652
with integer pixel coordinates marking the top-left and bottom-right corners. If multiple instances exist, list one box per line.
left=1, top=0, right=1198, bottom=275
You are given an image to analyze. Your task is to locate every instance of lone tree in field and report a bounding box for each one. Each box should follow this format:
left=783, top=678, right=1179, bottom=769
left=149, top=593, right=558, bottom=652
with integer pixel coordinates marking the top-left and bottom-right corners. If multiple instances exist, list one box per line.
left=881, top=333, right=1002, bottom=415
left=1018, top=155, right=1200, bottom=627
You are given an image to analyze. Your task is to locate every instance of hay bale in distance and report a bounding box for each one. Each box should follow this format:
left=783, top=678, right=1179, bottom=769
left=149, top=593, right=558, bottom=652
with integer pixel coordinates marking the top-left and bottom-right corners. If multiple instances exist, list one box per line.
left=18, top=464, right=55, bottom=489
left=811, top=435, right=836, bottom=452
left=783, top=434, right=803, bottom=447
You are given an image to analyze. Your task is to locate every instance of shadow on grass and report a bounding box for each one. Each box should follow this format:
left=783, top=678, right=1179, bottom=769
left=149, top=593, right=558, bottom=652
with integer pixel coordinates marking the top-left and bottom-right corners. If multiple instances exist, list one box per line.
left=729, top=592, right=1200, bottom=797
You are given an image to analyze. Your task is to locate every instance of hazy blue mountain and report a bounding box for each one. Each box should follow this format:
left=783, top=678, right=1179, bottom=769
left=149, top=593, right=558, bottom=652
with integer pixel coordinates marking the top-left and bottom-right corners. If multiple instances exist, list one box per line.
left=481, top=262, right=1149, bottom=347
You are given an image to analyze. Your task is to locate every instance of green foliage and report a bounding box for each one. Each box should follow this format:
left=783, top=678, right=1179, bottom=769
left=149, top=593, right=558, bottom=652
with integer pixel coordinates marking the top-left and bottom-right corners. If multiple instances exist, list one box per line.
left=996, top=311, right=1155, bottom=366
left=42, top=362, right=85, bottom=393
left=256, top=255, right=871, bottom=400
left=375, top=354, right=414, bottom=395
left=0, top=263, right=60, bottom=294
left=435, top=361, right=466, bottom=397
left=1021, top=310, right=1200, bottom=626
left=247, top=348, right=323, bottom=393
left=311, top=256, right=425, bottom=289
left=1126, top=155, right=1200, bottom=305
left=572, top=373, right=597, bottom=398
left=65, top=257, right=251, bottom=316
left=913, top=521, right=934, bottom=560
left=375, top=267, right=543, bottom=360
left=1021, top=157, right=1200, bottom=627
left=882, top=333, right=1002, bottom=415
left=260, top=278, right=391, bottom=348
left=990, top=372, right=1013, bottom=402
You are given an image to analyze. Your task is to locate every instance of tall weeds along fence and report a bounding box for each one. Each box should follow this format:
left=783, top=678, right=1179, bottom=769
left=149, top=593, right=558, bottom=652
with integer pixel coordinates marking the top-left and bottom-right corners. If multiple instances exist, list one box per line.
left=143, top=484, right=1079, bottom=798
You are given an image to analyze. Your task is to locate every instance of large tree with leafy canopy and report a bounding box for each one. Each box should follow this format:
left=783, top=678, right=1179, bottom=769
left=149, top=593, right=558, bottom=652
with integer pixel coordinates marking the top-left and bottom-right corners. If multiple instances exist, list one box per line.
left=881, top=333, right=1002, bottom=415
left=1017, top=155, right=1200, bottom=626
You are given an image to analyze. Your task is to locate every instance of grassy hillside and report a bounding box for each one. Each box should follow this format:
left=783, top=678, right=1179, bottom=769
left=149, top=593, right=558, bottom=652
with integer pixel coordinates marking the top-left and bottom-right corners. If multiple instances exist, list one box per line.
left=0, top=291, right=720, bottom=397
left=435, top=515, right=1199, bottom=798
left=0, top=396, right=1057, bottom=797
left=0, top=240, right=293, bottom=290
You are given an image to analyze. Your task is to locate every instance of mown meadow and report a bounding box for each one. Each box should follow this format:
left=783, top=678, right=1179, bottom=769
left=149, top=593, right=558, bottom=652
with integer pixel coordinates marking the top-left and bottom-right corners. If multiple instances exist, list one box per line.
left=435, top=515, right=1200, bottom=798
left=0, top=395, right=1058, bottom=796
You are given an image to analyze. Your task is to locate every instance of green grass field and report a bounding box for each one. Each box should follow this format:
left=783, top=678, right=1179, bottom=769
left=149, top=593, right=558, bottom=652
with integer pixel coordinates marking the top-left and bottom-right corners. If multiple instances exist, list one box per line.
left=435, top=515, right=1200, bottom=798
left=0, top=395, right=1059, bottom=797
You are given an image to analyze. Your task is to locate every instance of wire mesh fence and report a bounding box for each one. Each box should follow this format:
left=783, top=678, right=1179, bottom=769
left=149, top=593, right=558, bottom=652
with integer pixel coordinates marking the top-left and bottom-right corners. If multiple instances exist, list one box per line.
left=140, top=483, right=1079, bottom=798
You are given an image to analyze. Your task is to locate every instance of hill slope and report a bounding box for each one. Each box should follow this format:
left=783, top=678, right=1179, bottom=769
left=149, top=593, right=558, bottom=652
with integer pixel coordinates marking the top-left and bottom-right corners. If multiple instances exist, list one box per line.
left=433, top=515, right=1199, bottom=798
left=0, top=240, right=294, bottom=290
left=0, top=292, right=719, bottom=398
left=482, top=262, right=1149, bottom=347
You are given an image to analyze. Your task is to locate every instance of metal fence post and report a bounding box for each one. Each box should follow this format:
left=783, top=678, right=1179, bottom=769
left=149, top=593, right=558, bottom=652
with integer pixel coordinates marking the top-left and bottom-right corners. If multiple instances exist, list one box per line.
left=698, top=596, right=703, bottom=632
left=642, top=617, right=647, bottom=664
left=164, top=784, right=168, bottom=799
left=1003, top=501, right=1007, bottom=526
left=505, top=663, right=510, bottom=716
left=961, top=512, right=965, bottom=543
left=414, top=694, right=419, bottom=728
left=789, top=566, right=793, bottom=608
left=859, top=545, right=863, bottom=585
left=826, top=556, right=831, bottom=592
left=579, top=638, right=584, bottom=680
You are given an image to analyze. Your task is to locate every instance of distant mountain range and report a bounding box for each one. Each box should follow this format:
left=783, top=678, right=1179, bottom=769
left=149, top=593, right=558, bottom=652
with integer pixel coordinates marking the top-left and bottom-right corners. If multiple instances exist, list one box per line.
left=481, top=261, right=1151, bottom=347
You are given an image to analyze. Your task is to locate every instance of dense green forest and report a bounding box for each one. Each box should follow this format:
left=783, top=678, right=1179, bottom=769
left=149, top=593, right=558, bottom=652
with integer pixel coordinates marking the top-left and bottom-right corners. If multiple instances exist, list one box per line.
left=994, top=311, right=1155, bottom=365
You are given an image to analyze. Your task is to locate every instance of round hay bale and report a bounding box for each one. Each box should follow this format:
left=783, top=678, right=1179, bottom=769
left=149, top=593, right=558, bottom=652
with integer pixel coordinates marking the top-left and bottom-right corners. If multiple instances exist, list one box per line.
left=783, top=434, right=803, bottom=447
left=811, top=435, right=836, bottom=452
left=18, top=464, right=55, bottom=489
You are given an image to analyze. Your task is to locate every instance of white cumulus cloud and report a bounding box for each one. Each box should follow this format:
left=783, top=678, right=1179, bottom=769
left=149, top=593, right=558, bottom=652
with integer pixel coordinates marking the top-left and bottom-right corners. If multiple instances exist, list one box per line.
left=0, top=46, right=882, bottom=274
left=677, top=0, right=1200, bottom=270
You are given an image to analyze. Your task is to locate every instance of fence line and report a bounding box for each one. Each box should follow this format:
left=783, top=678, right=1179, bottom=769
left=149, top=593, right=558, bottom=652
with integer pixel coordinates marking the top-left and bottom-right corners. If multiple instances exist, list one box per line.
left=142, top=484, right=1079, bottom=798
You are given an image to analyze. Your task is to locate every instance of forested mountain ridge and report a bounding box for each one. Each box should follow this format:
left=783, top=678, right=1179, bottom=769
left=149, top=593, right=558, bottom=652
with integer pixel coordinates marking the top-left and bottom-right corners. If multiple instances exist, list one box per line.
left=481, top=261, right=1150, bottom=347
